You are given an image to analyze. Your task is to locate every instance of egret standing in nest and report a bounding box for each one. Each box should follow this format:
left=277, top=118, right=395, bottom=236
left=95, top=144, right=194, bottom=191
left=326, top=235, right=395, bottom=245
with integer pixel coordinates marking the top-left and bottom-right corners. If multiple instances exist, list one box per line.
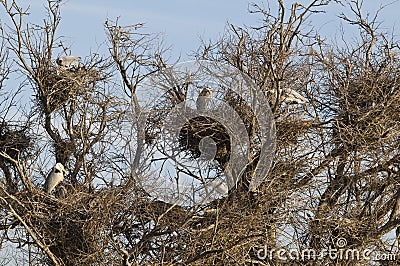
left=270, top=88, right=309, bottom=104
left=56, top=56, right=81, bottom=68
left=44, top=163, right=66, bottom=194
left=196, top=87, right=216, bottom=112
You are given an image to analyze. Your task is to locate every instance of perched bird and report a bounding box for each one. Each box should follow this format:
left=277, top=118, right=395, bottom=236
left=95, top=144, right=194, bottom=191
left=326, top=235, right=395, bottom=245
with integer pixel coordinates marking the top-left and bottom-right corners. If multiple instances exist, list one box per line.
left=44, top=163, right=66, bottom=194
left=196, top=87, right=215, bottom=112
left=270, top=88, right=309, bottom=104
left=56, top=56, right=81, bottom=68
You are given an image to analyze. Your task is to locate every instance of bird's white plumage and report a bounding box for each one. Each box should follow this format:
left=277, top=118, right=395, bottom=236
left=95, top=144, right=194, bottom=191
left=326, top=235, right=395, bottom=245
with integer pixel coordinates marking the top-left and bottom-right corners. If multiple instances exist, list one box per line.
left=270, top=88, right=309, bottom=104
left=196, top=87, right=215, bottom=111
left=44, top=163, right=66, bottom=194
left=206, top=179, right=228, bottom=195
left=56, top=56, right=81, bottom=68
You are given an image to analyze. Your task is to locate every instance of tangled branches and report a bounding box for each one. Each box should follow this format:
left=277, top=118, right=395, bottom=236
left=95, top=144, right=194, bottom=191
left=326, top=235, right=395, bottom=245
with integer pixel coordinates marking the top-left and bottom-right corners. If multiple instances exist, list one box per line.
left=37, top=66, right=101, bottom=113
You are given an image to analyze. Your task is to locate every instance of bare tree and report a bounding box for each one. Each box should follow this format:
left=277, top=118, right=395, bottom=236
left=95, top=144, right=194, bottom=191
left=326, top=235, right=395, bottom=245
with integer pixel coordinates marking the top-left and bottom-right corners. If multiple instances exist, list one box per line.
left=0, top=0, right=130, bottom=265
left=195, top=0, right=400, bottom=265
left=0, top=0, right=399, bottom=265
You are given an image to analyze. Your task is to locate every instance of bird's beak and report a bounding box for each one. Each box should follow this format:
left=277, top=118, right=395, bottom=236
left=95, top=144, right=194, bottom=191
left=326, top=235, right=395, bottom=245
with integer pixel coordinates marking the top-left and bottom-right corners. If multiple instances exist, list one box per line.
left=60, top=167, right=67, bottom=175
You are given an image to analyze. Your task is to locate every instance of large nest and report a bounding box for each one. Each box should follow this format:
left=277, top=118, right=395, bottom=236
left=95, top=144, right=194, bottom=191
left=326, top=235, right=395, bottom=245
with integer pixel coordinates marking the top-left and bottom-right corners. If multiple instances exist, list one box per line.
left=37, top=193, right=110, bottom=265
left=0, top=120, right=31, bottom=162
left=5, top=188, right=123, bottom=265
left=178, top=116, right=231, bottom=166
left=145, top=87, right=263, bottom=168
left=37, top=66, right=100, bottom=113
left=3, top=187, right=193, bottom=265
left=334, top=70, right=400, bottom=148
left=275, top=118, right=313, bottom=146
left=309, top=216, right=372, bottom=248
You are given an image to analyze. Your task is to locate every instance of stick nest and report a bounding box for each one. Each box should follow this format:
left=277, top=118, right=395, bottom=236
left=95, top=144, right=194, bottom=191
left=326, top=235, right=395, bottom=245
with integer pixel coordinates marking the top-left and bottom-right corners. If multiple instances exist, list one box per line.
left=37, top=66, right=100, bottom=113
left=179, top=116, right=231, bottom=165
left=0, top=121, right=31, bottom=162
left=334, top=69, right=400, bottom=148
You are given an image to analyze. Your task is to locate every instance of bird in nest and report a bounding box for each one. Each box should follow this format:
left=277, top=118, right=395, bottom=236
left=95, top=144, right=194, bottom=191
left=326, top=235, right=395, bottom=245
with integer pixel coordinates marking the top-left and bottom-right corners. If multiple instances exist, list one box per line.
left=269, top=88, right=309, bottom=105
left=196, top=87, right=216, bottom=112
left=56, top=56, right=81, bottom=68
left=44, top=163, right=66, bottom=194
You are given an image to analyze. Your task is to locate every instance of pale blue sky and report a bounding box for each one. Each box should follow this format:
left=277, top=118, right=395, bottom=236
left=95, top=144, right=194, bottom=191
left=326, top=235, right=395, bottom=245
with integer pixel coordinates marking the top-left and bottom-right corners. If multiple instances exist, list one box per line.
left=1, top=1, right=400, bottom=260
left=5, top=0, right=399, bottom=61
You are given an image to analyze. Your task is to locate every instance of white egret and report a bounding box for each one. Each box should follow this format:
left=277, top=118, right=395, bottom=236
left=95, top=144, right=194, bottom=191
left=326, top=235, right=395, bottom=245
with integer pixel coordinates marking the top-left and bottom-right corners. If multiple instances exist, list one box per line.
left=44, top=163, right=66, bottom=194
left=196, top=87, right=216, bottom=112
left=56, top=56, right=81, bottom=68
left=270, top=88, right=309, bottom=104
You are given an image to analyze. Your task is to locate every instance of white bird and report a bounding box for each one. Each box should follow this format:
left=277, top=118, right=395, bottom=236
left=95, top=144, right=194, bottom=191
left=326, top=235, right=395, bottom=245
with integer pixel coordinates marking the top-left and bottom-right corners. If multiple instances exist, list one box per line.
left=206, top=179, right=228, bottom=195
left=56, top=56, right=81, bottom=68
left=196, top=87, right=215, bottom=112
left=44, top=163, right=66, bottom=194
left=270, top=88, right=309, bottom=104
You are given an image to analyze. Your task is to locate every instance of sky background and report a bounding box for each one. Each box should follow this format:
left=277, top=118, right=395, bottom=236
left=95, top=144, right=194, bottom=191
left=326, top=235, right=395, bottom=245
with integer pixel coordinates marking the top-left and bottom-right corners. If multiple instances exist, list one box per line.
left=3, top=0, right=399, bottom=62
left=1, top=1, right=400, bottom=261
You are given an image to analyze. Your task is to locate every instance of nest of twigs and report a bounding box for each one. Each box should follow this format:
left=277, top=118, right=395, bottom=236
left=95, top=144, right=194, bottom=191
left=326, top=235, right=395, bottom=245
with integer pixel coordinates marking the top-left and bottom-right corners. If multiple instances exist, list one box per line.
left=276, top=119, right=312, bottom=146
left=0, top=121, right=31, bottom=162
left=179, top=116, right=231, bottom=165
left=144, top=88, right=263, bottom=168
left=310, top=216, right=371, bottom=248
left=334, top=71, right=400, bottom=148
left=34, top=187, right=192, bottom=265
left=37, top=66, right=100, bottom=113
left=40, top=194, right=109, bottom=264
left=10, top=188, right=121, bottom=265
